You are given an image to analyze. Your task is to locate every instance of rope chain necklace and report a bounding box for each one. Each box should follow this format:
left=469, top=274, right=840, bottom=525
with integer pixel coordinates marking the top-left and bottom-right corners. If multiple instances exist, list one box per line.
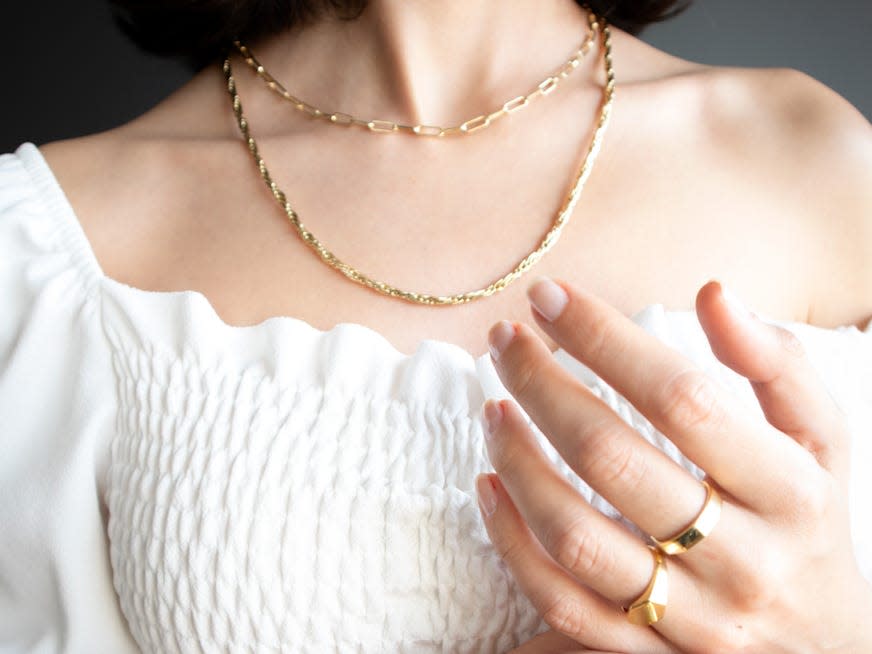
left=221, top=11, right=614, bottom=306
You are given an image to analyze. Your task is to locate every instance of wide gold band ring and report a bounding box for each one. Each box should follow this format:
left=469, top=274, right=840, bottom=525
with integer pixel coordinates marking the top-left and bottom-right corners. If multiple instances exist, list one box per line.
left=624, top=546, right=668, bottom=626
left=653, top=480, right=723, bottom=555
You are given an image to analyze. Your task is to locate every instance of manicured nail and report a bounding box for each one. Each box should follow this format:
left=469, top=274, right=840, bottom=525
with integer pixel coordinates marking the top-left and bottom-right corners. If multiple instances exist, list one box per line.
left=527, top=276, right=569, bottom=322
left=488, top=320, right=516, bottom=361
left=476, top=473, right=498, bottom=517
left=481, top=399, right=504, bottom=440
left=720, top=282, right=753, bottom=322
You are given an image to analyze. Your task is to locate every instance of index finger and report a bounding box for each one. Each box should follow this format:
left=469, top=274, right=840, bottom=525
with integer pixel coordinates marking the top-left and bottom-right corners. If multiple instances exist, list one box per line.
left=524, top=276, right=824, bottom=512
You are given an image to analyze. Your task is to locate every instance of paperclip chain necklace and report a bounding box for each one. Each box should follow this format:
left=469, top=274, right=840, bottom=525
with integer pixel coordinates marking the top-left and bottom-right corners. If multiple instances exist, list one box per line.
left=221, top=14, right=614, bottom=306
left=232, top=11, right=599, bottom=138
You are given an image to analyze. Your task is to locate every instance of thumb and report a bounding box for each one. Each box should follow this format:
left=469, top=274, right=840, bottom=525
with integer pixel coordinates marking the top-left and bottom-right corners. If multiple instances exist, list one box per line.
left=694, top=280, right=848, bottom=473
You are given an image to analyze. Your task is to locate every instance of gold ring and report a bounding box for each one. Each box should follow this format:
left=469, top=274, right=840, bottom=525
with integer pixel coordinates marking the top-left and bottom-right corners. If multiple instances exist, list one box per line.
left=624, top=546, right=668, bottom=626
left=653, top=480, right=723, bottom=555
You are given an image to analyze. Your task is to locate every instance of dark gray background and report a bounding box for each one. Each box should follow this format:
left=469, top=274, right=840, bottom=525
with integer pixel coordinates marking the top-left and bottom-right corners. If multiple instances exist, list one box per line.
left=2, top=1, right=870, bottom=154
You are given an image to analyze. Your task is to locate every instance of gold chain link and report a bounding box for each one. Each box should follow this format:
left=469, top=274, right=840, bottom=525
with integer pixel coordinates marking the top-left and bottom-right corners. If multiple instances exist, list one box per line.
left=232, top=11, right=599, bottom=138
left=221, top=12, right=615, bottom=306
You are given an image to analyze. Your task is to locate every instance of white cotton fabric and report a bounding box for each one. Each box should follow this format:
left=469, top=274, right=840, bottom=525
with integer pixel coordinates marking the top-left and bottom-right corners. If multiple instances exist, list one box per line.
left=1, top=141, right=871, bottom=654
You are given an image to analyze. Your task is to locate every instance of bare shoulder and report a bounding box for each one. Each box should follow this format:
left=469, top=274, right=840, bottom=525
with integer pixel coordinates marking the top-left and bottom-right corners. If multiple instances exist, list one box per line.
left=36, top=131, right=234, bottom=287
left=37, top=130, right=165, bottom=275
left=612, top=30, right=872, bottom=329
left=698, top=65, right=872, bottom=329
left=698, top=64, right=872, bottom=173
left=613, top=30, right=872, bottom=179
left=33, top=60, right=237, bottom=276
left=36, top=62, right=230, bottom=216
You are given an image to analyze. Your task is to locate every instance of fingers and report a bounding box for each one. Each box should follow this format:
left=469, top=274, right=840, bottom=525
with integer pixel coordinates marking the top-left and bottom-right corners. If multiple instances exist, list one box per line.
left=480, top=277, right=865, bottom=654
left=694, top=280, right=849, bottom=475
left=484, top=391, right=758, bottom=584
left=504, top=276, right=822, bottom=513
left=479, top=399, right=742, bottom=652
left=476, top=472, right=674, bottom=654
left=482, top=399, right=661, bottom=602
left=484, top=325, right=710, bottom=543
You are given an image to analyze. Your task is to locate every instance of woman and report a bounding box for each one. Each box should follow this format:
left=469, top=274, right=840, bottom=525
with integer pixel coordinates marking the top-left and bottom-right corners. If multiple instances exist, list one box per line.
left=1, top=0, right=871, bottom=652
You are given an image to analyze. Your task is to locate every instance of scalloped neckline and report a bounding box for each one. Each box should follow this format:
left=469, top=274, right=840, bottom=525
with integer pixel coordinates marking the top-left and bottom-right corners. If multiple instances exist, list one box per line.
left=18, top=140, right=866, bottom=369
left=20, top=141, right=579, bottom=364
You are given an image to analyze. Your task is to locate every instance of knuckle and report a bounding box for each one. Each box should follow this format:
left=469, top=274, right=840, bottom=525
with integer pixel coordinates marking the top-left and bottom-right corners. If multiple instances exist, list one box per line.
left=733, top=578, right=780, bottom=616
left=548, top=518, right=613, bottom=580
left=508, top=357, right=543, bottom=402
left=782, top=470, right=831, bottom=526
left=661, top=369, right=725, bottom=433
left=541, top=593, right=592, bottom=641
left=582, top=310, right=618, bottom=364
left=733, top=571, right=780, bottom=613
left=491, top=526, right=528, bottom=569
left=774, top=325, right=806, bottom=359
left=726, top=547, right=785, bottom=613
left=578, top=420, right=647, bottom=490
left=489, top=435, right=528, bottom=479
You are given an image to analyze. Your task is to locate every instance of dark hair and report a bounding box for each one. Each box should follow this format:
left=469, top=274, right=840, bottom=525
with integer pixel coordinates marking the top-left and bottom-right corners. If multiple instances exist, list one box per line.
left=108, top=0, right=690, bottom=72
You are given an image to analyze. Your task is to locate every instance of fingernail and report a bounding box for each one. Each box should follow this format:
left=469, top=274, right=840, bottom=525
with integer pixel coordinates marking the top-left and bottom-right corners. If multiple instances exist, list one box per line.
left=481, top=399, right=504, bottom=441
left=527, top=276, right=569, bottom=322
left=488, top=320, right=516, bottom=361
left=720, top=282, right=753, bottom=322
left=476, top=473, right=498, bottom=517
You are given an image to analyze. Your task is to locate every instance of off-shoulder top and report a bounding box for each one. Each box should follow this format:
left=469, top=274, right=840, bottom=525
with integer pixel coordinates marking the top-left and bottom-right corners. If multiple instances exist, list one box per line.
left=1, top=142, right=870, bottom=653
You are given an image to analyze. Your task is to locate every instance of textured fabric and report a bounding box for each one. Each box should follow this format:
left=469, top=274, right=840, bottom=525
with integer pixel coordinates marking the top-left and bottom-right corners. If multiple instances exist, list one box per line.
left=1, top=141, right=871, bottom=654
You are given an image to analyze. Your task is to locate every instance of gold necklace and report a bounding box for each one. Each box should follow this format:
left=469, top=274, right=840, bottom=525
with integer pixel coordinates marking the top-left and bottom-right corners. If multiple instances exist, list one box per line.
left=221, top=14, right=614, bottom=306
left=233, top=11, right=599, bottom=138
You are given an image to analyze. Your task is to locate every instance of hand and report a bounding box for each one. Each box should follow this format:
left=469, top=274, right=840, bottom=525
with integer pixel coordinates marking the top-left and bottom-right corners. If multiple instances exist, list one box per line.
left=476, top=277, right=872, bottom=653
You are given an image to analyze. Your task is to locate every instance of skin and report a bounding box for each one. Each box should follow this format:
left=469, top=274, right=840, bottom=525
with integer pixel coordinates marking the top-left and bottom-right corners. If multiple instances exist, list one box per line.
left=481, top=278, right=872, bottom=652
left=38, top=1, right=872, bottom=359
left=32, top=0, right=872, bottom=650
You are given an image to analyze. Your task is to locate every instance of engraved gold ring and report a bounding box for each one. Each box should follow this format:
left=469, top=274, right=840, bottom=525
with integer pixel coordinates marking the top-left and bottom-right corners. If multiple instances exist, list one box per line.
left=653, top=480, right=723, bottom=555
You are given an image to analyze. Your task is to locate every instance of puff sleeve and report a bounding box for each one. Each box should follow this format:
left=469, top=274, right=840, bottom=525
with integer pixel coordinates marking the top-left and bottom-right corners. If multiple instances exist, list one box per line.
left=0, top=144, right=139, bottom=653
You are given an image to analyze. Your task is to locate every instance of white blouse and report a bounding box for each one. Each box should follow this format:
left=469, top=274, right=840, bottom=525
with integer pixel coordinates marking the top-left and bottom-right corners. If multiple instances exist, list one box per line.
left=1, top=141, right=871, bottom=654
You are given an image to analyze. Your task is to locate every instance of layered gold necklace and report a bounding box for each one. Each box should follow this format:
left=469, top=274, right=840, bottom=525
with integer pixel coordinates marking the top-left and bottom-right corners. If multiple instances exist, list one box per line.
left=221, top=9, right=614, bottom=306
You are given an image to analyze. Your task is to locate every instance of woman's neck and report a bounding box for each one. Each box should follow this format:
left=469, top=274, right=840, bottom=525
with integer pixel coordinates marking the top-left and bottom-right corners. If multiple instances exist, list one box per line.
left=241, top=0, right=595, bottom=127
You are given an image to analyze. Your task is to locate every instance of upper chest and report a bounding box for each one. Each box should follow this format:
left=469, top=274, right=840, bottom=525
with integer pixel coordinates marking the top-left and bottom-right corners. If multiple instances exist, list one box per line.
left=43, top=86, right=822, bottom=357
